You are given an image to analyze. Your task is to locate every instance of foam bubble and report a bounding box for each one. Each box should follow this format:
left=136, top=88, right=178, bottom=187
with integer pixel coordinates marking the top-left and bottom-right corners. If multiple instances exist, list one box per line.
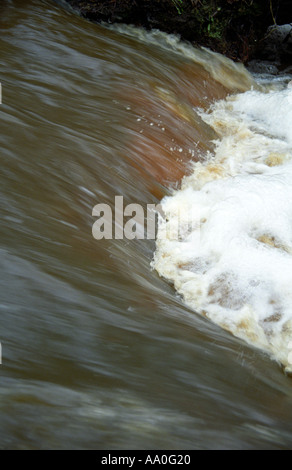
left=153, top=84, right=292, bottom=372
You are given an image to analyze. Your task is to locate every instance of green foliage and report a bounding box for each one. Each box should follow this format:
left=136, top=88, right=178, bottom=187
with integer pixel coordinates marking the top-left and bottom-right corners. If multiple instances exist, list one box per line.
left=205, top=6, right=225, bottom=39
left=171, top=0, right=184, bottom=15
left=168, top=0, right=228, bottom=40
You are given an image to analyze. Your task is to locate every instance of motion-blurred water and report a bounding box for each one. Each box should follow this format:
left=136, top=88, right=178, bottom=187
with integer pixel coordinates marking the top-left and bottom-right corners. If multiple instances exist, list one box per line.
left=1, top=0, right=292, bottom=450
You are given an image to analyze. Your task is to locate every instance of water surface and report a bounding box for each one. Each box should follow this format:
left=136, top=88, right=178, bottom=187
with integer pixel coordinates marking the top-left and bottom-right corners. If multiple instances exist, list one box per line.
left=1, top=0, right=292, bottom=450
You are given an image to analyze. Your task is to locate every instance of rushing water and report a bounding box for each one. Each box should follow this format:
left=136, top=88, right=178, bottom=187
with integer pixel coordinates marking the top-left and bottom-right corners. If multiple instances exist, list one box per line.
left=153, top=83, right=292, bottom=373
left=1, top=0, right=292, bottom=450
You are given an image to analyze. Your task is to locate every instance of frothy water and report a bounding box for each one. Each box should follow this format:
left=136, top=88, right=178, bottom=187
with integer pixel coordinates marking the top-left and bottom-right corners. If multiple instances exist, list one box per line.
left=2, top=0, right=292, bottom=450
left=153, top=82, right=292, bottom=373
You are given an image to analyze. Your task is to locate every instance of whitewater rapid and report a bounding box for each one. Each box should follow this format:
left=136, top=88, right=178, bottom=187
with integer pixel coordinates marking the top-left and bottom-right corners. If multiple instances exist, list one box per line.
left=153, top=79, right=292, bottom=373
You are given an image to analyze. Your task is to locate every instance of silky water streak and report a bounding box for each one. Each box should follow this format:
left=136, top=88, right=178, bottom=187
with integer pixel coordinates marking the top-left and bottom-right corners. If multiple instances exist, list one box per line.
left=152, top=81, right=292, bottom=373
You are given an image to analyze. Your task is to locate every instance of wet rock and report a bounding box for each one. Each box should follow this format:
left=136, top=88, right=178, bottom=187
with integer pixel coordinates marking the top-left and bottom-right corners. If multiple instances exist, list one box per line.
left=255, top=24, right=292, bottom=63
left=247, top=59, right=280, bottom=75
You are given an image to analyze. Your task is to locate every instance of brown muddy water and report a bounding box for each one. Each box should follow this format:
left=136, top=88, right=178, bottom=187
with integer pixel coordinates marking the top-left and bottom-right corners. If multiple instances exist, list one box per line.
left=1, top=0, right=292, bottom=450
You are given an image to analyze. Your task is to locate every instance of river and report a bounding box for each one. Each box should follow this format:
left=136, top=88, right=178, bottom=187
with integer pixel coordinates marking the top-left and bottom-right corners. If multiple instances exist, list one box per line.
left=1, top=0, right=292, bottom=450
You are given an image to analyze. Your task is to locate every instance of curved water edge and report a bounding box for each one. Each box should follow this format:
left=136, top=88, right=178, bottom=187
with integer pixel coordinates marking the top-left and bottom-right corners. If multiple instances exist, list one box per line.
left=1, top=0, right=292, bottom=450
left=153, top=80, right=292, bottom=374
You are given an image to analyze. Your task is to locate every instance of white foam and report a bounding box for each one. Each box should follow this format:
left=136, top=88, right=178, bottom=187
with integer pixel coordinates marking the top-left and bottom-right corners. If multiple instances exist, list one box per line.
left=153, top=84, right=292, bottom=372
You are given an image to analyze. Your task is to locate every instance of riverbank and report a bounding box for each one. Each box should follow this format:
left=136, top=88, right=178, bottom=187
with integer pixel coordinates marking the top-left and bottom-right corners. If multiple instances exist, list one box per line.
left=63, top=0, right=292, bottom=62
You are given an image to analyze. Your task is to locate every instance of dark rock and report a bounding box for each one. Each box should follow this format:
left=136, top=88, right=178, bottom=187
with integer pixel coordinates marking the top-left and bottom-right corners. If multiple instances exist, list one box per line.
left=254, top=24, right=292, bottom=63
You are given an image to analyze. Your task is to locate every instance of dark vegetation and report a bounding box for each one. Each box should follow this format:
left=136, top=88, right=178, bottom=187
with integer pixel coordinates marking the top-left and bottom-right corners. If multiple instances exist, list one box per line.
left=65, top=0, right=292, bottom=62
